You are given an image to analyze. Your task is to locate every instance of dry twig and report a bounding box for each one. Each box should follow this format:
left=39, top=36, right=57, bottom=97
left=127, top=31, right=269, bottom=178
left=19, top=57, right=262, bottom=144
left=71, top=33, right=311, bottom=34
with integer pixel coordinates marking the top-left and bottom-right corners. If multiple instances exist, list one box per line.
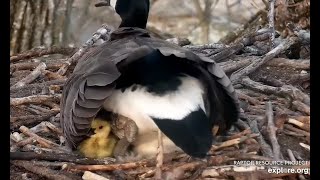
left=10, top=111, right=59, bottom=130
left=19, top=126, right=60, bottom=149
left=268, top=0, right=275, bottom=47
left=10, top=151, right=115, bottom=165
left=82, top=171, right=109, bottom=180
left=287, top=149, right=306, bottom=180
left=155, top=130, right=164, bottom=179
left=10, top=46, right=77, bottom=62
left=265, top=101, right=282, bottom=160
left=299, top=143, right=310, bottom=151
left=66, top=160, right=154, bottom=172
left=284, top=124, right=310, bottom=137
left=11, top=160, right=78, bottom=180
left=241, top=77, right=310, bottom=105
left=287, top=118, right=310, bottom=132
left=266, top=58, right=309, bottom=70
left=292, top=101, right=310, bottom=115
left=11, top=79, right=65, bottom=93
left=10, top=61, right=65, bottom=71
left=57, top=25, right=112, bottom=75
left=230, top=37, right=298, bottom=82
left=10, top=94, right=61, bottom=106
left=211, top=134, right=258, bottom=151
left=248, top=119, right=274, bottom=158
left=11, top=62, right=47, bottom=89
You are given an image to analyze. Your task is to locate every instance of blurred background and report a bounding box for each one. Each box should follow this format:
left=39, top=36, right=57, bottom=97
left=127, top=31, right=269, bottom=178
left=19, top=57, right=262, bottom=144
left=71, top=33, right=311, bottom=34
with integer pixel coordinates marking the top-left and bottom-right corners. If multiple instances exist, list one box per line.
left=10, top=0, right=309, bottom=56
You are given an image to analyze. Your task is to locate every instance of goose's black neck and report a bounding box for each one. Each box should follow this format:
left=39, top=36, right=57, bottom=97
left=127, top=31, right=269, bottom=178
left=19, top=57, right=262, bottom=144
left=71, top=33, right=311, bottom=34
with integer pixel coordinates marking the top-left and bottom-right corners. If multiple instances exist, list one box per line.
left=115, top=0, right=150, bottom=29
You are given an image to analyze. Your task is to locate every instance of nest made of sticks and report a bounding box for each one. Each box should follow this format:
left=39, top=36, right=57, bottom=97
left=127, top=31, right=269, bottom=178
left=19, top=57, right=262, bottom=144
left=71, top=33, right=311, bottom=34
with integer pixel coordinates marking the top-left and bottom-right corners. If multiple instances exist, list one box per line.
left=10, top=10, right=310, bottom=180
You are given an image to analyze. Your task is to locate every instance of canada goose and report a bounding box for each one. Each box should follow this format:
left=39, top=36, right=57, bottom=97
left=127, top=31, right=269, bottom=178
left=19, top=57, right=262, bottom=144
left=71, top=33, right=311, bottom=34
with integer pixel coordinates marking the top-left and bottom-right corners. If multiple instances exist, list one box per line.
left=60, top=0, right=239, bottom=159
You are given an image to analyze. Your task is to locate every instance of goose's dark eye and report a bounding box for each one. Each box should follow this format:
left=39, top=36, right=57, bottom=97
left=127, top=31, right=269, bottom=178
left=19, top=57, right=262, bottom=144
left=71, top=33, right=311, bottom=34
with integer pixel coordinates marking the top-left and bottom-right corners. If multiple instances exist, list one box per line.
left=99, top=126, right=103, bottom=129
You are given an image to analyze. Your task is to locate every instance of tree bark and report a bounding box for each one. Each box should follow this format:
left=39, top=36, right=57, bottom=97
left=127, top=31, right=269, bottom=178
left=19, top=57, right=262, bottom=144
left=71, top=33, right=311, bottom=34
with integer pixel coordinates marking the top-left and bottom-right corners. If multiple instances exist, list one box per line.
left=10, top=0, right=75, bottom=55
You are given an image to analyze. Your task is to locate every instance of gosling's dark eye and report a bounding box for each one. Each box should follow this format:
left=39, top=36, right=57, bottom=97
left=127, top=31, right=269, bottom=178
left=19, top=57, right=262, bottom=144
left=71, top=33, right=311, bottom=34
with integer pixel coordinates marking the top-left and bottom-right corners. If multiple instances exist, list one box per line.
left=99, top=126, right=103, bottom=129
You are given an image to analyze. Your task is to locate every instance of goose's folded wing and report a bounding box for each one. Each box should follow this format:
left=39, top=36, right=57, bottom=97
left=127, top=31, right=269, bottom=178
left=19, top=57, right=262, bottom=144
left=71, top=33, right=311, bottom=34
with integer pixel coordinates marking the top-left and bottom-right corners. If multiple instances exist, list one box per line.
left=61, top=28, right=240, bottom=148
left=60, top=38, right=154, bottom=148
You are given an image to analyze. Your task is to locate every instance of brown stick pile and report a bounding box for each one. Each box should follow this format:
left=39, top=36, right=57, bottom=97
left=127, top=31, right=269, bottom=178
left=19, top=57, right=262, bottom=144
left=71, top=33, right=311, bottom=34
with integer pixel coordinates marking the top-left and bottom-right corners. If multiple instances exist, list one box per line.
left=10, top=6, right=310, bottom=180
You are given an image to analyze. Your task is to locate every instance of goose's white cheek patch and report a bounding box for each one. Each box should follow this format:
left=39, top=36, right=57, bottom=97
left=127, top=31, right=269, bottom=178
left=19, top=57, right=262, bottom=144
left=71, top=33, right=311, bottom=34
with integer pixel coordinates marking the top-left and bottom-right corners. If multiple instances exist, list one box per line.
left=110, top=0, right=117, bottom=9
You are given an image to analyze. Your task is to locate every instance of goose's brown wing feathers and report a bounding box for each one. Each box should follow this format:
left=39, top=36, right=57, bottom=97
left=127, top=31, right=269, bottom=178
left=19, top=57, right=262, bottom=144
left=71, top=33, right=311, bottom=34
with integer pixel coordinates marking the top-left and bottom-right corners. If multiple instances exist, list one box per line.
left=60, top=27, right=239, bottom=149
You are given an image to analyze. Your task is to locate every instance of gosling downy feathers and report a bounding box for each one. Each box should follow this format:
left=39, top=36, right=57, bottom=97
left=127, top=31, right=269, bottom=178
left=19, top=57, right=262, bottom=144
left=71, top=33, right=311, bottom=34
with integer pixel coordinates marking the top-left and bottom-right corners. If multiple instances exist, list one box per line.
left=60, top=0, right=240, bottom=159
left=78, top=118, right=117, bottom=158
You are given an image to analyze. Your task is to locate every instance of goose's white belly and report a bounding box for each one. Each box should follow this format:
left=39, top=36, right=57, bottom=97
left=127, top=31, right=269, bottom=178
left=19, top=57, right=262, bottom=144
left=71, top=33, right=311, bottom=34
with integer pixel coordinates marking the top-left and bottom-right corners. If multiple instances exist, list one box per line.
left=103, top=76, right=205, bottom=157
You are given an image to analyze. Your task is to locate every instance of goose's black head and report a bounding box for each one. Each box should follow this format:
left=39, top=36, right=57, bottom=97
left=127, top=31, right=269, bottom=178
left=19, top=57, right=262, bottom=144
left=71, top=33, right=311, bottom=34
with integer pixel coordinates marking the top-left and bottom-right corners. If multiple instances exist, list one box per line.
left=109, top=0, right=150, bottom=29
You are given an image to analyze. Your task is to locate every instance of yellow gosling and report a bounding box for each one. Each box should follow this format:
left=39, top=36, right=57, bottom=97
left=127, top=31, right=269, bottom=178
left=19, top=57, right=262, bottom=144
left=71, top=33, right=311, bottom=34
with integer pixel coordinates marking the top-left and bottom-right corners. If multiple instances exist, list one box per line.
left=78, top=118, right=117, bottom=158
